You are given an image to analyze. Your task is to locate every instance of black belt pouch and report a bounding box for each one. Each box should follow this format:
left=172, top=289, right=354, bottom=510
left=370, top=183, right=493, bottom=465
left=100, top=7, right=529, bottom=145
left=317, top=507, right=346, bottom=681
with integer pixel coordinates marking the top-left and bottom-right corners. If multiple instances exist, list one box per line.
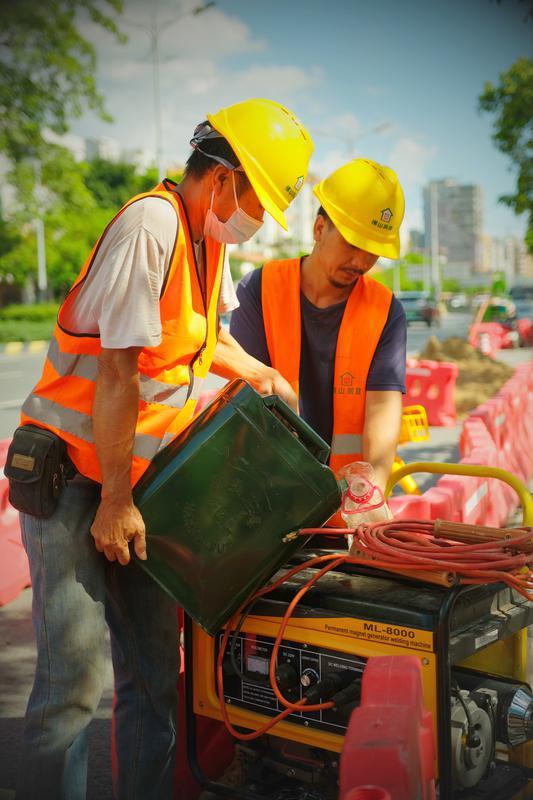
left=5, top=424, right=69, bottom=518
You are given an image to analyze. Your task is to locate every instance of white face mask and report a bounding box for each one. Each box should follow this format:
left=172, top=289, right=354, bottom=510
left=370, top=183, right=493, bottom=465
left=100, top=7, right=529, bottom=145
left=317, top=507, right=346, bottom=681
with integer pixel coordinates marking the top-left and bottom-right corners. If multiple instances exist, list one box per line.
left=204, top=172, right=263, bottom=244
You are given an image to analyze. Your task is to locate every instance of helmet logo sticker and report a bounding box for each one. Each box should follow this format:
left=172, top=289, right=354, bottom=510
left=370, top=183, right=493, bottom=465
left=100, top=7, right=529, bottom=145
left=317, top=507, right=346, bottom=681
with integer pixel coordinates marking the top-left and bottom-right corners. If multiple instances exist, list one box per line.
left=285, top=176, right=305, bottom=199
left=380, top=208, right=393, bottom=222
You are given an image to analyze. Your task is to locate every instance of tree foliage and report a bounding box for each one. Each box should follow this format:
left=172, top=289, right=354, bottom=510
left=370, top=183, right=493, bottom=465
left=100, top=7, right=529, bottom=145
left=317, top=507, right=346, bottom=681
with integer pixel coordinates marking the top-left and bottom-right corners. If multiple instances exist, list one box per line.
left=0, top=0, right=124, bottom=161
left=84, top=158, right=159, bottom=209
left=479, top=57, right=533, bottom=251
left=0, top=151, right=165, bottom=295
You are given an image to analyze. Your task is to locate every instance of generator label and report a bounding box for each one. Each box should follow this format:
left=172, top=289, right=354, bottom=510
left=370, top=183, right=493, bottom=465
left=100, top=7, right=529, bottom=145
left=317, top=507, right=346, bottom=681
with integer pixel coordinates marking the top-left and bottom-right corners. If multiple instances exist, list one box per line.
left=323, top=620, right=433, bottom=651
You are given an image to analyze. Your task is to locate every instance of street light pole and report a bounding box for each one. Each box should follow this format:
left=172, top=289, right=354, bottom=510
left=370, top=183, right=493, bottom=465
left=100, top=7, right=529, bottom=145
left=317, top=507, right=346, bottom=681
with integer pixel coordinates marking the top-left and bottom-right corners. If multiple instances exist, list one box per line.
left=124, top=2, right=215, bottom=180
left=33, top=160, right=47, bottom=301
left=430, top=181, right=441, bottom=300
left=149, top=2, right=164, bottom=179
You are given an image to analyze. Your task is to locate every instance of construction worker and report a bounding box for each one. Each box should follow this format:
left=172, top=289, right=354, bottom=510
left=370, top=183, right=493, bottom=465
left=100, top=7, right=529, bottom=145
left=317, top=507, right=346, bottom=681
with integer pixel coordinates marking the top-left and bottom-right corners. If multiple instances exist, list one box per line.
left=10, top=99, right=313, bottom=800
left=230, top=158, right=406, bottom=495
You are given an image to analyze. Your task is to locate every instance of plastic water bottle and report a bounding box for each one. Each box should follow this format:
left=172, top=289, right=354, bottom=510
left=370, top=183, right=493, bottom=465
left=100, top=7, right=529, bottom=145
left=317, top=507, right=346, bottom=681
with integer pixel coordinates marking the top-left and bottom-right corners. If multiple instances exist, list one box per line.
left=338, top=461, right=392, bottom=552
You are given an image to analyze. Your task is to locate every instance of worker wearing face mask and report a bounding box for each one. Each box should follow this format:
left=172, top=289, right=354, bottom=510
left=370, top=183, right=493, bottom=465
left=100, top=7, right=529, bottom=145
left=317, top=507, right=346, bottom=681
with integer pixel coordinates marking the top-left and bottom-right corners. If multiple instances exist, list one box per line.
left=12, top=98, right=313, bottom=800
left=230, top=159, right=406, bottom=496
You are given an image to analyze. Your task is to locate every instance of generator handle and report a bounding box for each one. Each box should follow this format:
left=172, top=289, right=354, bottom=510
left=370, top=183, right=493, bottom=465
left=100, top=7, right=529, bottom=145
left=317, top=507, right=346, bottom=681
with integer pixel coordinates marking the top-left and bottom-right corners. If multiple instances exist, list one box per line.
left=263, top=395, right=331, bottom=464
left=385, top=461, right=533, bottom=526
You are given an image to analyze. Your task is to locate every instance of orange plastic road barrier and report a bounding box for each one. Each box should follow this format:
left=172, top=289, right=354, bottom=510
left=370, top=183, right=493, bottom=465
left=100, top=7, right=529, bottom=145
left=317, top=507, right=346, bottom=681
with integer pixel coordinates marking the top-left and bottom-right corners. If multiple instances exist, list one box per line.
left=405, top=360, right=458, bottom=427
left=339, top=656, right=435, bottom=800
left=0, top=439, right=30, bottom=606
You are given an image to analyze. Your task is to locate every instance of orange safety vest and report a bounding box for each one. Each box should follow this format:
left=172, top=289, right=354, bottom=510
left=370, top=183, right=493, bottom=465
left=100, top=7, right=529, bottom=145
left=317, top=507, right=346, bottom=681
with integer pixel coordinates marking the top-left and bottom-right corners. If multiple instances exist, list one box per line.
left=262, top=257, right=392, bottom=474
left=21, top=180, right=225, bottom=486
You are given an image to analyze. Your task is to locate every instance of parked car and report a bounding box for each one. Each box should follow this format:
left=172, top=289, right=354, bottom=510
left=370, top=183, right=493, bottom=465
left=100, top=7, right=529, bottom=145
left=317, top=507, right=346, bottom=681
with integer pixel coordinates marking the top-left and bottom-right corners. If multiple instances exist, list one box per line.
left=398, top=291, right=440, bottom=326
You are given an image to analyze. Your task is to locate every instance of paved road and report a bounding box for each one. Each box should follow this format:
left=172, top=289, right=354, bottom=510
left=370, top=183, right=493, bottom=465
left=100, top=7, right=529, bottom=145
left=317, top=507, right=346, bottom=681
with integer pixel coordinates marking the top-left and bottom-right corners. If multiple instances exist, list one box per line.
left=0, top=351, right=226, bottom=441
left=405, top=309, right=471, bottom=355
left=0, top=311, right=472, bottom=441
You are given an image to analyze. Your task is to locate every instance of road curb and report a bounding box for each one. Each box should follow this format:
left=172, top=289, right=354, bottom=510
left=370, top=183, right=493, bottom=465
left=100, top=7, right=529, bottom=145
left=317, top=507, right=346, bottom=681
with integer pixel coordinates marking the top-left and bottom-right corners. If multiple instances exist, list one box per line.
left=0, top=341, right=48, bottom=355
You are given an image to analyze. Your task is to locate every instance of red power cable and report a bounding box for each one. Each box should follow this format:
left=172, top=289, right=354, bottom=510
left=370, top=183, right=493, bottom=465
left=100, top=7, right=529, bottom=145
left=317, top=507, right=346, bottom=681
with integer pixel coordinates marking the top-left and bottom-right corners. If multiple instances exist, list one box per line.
left=216, top=519, right=533, bottom=741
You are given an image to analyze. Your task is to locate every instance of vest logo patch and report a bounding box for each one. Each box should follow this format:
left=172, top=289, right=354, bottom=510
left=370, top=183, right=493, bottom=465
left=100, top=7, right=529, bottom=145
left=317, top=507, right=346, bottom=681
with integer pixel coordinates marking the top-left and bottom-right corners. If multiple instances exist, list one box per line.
left=334, top=372, right=361, bottom=396
left=340, top=371, right=354, bottom=387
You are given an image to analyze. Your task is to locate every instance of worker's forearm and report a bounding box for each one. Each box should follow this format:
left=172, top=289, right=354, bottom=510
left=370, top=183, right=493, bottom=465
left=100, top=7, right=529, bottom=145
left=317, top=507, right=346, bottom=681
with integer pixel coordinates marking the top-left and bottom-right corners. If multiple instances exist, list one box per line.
left=362, top=442, right=396, bottom=494
left=93, top=359, right=140, bottom=500
left=212, top=328, right=274, bottom=385
left=363, top=391, right=402, bottom=493
left=212, top=328, right=298, bottom=411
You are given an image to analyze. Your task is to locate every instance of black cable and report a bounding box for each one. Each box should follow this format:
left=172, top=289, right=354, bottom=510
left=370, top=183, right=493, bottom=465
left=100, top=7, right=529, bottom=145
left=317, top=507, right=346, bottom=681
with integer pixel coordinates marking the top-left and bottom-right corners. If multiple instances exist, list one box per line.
left=452, top=681, right=480, bottom=748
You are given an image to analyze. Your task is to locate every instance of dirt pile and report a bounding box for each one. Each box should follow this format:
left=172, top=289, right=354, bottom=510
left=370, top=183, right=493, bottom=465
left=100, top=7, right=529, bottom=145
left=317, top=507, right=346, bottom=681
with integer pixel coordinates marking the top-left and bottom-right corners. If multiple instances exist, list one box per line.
left=418, top=337, right=514, bottom=416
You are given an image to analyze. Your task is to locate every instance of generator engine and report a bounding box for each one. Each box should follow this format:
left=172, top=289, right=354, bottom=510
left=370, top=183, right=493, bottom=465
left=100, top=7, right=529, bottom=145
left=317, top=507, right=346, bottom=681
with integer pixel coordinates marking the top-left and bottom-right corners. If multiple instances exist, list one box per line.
left=451, top=674, right=533, bottom=790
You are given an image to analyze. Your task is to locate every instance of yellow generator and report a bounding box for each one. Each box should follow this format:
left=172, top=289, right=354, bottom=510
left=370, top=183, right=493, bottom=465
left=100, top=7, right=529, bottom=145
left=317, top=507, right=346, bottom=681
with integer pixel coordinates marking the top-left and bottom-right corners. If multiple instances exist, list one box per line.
left=186, top=555, right=533, bottom=799
left=182, top=464, right=533, bottom=800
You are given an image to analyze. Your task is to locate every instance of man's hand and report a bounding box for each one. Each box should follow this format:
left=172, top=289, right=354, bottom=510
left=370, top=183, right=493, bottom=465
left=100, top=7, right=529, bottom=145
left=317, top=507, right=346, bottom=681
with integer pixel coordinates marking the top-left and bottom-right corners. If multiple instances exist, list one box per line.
left=211, top=328, right=298, bottom=412
left=256, top=367, right=298, bottom=412
left=91, top=496, right=147, bottom=566
left=92, top=346, right=144, bottom=566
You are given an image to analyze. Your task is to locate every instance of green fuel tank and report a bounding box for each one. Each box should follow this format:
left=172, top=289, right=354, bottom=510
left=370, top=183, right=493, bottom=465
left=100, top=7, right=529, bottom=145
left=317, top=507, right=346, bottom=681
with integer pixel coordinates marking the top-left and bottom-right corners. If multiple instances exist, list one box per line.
left=133, top=380, right=341, bottom=634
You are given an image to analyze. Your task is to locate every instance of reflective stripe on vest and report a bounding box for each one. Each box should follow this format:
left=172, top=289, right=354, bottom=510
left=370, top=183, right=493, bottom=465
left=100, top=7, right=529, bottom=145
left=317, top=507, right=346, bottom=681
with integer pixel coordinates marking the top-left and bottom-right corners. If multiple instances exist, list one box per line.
left=262, top=257, right=392, bottom=474
left=330, top=433, right=363, bottom=456
left=21, top=183, right=224, bottom=486
left=44, top=336, right=203, bottom=409
left=21, top=393, right=176, bottom=460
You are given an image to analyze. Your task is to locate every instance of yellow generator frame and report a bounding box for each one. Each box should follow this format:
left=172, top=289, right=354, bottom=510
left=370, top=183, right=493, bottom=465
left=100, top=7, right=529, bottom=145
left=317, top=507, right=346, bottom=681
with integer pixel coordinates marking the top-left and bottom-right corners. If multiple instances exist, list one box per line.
left=188, top=464, right=533, bottom=799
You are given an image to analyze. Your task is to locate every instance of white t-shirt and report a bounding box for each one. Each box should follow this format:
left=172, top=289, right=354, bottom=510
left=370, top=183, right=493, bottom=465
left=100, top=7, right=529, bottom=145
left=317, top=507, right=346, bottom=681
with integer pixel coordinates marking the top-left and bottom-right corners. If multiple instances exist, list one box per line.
left=63, top=196, right=239, bottom=349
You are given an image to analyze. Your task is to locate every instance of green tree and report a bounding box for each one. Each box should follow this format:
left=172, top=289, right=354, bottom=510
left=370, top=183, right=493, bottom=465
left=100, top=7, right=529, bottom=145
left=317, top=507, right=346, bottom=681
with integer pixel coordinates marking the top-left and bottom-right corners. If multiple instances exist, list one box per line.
left=84, top=158, right=159, bottom=209
left=1, top=149, right=171, bottom=295
left=0, top=0, right=124, bottom=161
left=479, top=58, right=533, bottom=251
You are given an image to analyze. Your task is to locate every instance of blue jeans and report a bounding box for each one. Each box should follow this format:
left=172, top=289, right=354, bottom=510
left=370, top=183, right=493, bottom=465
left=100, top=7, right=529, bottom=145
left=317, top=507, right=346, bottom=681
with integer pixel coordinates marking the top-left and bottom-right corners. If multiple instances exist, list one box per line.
left=16, top=478, right=179, bottom=800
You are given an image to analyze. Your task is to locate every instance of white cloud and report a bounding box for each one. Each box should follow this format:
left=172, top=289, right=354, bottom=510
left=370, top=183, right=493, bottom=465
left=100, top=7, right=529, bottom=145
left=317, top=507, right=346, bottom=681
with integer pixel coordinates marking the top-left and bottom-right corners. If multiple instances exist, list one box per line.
left=79, top=1, right=265, bottom=67
left=386, top=137, right=437, bottom=235
left=72, top=3, right=323, bottom=170
left=388, top=136, right=437, bottom=187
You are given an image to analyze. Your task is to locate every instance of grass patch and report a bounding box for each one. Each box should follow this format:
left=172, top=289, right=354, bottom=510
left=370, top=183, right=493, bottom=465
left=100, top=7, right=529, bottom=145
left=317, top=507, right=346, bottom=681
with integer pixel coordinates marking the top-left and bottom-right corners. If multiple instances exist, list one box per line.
left=0, top=303, right=58, bottom=342
left=0, top=303, right=59, bottom=322
left=0, top=319, right=55, bottom=342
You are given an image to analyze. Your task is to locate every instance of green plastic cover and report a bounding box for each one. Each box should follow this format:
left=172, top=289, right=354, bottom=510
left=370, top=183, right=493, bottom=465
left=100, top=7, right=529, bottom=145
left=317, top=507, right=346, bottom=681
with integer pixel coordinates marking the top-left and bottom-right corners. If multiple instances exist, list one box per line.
left=133, top=379, right=342, bottom=634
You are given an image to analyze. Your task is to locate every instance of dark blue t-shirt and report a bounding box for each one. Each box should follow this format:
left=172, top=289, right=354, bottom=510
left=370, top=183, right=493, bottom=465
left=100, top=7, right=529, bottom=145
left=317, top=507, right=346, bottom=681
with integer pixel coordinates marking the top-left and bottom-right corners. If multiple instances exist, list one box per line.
left=230, top=266, right=406, bottom=445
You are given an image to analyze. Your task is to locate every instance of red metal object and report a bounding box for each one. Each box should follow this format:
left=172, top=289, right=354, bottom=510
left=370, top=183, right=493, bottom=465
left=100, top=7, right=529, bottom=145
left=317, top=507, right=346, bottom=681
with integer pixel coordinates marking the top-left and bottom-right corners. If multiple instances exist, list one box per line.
left=174, top=672, right=235, bottom=799
left=174, top=608, right=235, bottom=799
left=339, top=655, right=436, bottom=800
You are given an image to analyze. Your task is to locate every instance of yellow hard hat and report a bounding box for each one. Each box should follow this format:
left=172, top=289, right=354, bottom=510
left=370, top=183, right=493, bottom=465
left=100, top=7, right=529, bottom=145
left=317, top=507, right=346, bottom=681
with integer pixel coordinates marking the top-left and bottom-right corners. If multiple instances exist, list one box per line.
left=313, top=158, right=405, bottom=259
left=207, top=98, right=314, bottom=230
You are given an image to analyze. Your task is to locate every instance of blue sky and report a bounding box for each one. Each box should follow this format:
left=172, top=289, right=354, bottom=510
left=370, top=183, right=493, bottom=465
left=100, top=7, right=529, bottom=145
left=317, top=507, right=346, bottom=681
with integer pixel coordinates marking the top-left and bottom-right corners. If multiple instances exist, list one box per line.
left=73, top=0, right=532, bottom=239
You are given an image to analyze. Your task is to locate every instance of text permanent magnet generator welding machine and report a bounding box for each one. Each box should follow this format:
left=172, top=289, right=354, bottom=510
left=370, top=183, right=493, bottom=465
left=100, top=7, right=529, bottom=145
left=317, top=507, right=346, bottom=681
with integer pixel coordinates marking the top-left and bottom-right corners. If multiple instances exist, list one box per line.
left=134, top=380, right=533, bottom=800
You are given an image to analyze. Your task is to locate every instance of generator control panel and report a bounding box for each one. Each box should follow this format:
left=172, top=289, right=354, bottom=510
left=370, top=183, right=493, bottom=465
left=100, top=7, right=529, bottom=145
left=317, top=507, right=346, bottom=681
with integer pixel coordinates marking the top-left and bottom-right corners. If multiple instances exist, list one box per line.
left=217, top=632, right=366, bottom=734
